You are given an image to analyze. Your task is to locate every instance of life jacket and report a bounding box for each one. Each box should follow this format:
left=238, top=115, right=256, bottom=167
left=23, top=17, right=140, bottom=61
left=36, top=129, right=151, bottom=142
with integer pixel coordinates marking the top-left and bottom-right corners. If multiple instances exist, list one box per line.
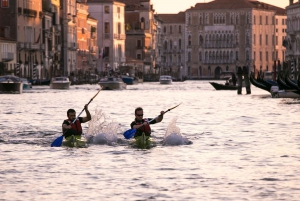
left=65, top=119, right=82, bottom=135
left=135, top=119, right=151, bottom=136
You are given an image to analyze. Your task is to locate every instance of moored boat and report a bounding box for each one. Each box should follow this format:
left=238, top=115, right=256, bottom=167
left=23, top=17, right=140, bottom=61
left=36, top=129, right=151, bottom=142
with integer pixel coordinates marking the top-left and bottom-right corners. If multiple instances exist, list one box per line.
left=50, top=77, right=71, bottom=89
left=99, top=77, right=126, bottom=90
left=159, top=75, right=172, bottom=84
left=0, top=75, right=23, bottom=94
left=21, top=78, right=32, bottom=90
left=62, top=135, right=87, bottom=148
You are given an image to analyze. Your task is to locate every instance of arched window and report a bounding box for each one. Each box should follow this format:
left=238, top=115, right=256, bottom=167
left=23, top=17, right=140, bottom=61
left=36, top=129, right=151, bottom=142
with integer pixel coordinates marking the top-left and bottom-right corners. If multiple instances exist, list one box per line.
left=236, top=51, right=239, bottom=60
left=164, top=41, right=168, bottom=50
left=246, top=50, right=250, bottom=61
left=188, top=52, right=191, bottom=61
left=205, top=51, right=208, bottom=62
left=170, top=40, right=173, bottom=49
left=188, top=35, right=191, bottom=45
left=199, top=35, right=203, bottom=45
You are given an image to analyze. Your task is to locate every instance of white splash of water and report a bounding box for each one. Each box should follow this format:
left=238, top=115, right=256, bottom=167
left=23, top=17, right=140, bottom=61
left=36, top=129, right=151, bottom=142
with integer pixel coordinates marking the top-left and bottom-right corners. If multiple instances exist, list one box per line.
left=85, top=107, right=119, bottom=145
left=163, top=117, right=190, bottom=146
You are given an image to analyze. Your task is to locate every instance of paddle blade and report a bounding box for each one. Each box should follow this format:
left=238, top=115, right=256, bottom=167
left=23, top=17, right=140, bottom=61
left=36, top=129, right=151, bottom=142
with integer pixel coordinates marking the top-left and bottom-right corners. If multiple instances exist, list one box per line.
left=123, top=129, right=137, bottom=139
left=51, top=135, right=64, bottom=147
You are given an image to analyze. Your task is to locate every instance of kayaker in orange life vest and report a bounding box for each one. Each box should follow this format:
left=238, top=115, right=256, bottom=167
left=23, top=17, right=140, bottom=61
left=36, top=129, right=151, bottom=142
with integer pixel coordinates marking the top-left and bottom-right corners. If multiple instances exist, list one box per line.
left=130, top=107, right=165, bottom=138
left=62, top=104, right=91, bottom=138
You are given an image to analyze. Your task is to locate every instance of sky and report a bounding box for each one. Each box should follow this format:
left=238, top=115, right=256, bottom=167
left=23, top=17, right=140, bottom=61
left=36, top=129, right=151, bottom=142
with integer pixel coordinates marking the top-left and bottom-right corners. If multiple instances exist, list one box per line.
left=151, top=0, right=288, bottom=14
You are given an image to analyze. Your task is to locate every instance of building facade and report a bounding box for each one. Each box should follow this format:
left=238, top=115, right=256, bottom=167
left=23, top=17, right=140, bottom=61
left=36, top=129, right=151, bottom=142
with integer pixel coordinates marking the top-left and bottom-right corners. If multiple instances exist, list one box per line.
left=185, top=0, right=286, bottom=79
left=87, top=0, right=126, bottom=74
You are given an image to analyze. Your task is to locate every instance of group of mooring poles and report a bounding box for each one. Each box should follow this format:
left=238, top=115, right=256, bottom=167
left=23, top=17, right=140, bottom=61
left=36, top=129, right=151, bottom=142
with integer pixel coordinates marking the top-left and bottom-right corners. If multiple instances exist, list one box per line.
left=237, top=66, right=251, bottom=95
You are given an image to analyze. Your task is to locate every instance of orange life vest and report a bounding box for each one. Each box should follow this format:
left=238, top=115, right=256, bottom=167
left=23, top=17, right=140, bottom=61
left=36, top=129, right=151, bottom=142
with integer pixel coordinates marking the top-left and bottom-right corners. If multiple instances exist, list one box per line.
left=135, top=119, right=151, bottom=136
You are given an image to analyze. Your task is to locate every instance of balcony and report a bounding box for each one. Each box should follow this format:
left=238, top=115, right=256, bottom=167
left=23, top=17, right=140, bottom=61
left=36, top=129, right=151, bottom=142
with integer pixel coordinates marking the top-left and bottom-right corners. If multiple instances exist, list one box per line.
left=30, top=43, right=40, bottom=50
left=1, top=52, right=14, bottom=62
left=55, top=44, right=61, bottom=52
left=55, top=25, right=61, bottom=32
left=40, top=44, right=45, bottom=50
left=68, top=42, right=78, bottom=50
left=17, top=42, right=24, bottom=50
left=89, top=46, right=98, bottom=53
left=113, top=34, right=126, bottom=40
left=23, top=8, right=37, bottom=18
left=24, top=43, right=30, bottom=49
left=104, top=33, right=110, bottom=39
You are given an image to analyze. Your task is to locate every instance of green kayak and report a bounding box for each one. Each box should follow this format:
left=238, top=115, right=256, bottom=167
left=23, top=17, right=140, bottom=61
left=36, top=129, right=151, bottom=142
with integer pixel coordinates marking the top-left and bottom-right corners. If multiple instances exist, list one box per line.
left=62, top=135, right=87, bottom=148
left=132, top=132, right=155, bottom=149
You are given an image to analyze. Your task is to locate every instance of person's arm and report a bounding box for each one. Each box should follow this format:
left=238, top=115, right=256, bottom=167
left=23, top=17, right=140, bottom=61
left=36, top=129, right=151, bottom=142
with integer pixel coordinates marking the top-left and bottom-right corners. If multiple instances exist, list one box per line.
left=62, top=120, right=71, bottom=131
left=132, top=121, right=148, bottom=129
left=82, top=104, right=91, bottom=123
left=155, top=111, right=165, bottom=123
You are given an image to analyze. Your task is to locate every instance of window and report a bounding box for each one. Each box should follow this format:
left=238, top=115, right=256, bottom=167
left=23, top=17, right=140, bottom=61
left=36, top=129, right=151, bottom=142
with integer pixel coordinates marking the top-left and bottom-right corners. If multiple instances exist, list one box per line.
left=266, top=16, right=268, bottom=25
left=117, top=7, right=120, bottom=18
left=259, top=34, right=262, bottom=45
left=164, top=26, right=166, bottom=33
left=170, top=26, right=172, bottom=34
left=118, top=23, right=121, bottom=34
left=254, top=51, right=256, bottom=61
left=137, top=54, right=141, bottom=60
left=104, top=6, right=109, bottom=14
left=179, top=39, right=181, bottom=49
left=260, top=51, right=262, bottom=61
left=137, top=40, right=142, bottom=48
left=236, top=51, right=239, bottom=60
left=1, top=0, right=8, bottom=7
left=254, top=15, right=256, bottom=24
left=104, top=47, right=109, bottom=57
left=276, top=36, right=278, bottom=45
left=254, top=34, right=256, bottom=45
left=188, top=35, right=191, bottom=46
left=276, top=19, right=278, bottom=25
left=179, top=25, right=181, bottom=33
left=266, top=35, right=268, bottom=45
left=199, top=51, right=202, bottom=61
left=282, top=19, right=285, bottom=25
left=266, top=51, right=268, bottom=61
left=259, top=15, right=262, bottom=25
left=140, top=17, right=145, bottom=30
left=105, top=22, right=110, bottom=33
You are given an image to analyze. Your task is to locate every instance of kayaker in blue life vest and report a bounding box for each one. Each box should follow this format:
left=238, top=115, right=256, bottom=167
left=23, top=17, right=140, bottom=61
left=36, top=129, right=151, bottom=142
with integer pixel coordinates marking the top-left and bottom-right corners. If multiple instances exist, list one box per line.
left=130, top=107, right=165, bottom=138
left=62, top=104, right=91, bottom=138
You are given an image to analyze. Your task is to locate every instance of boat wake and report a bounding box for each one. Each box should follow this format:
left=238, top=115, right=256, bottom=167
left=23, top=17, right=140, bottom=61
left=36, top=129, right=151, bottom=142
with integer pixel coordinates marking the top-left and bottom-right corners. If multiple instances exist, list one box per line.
left=85, top=108, right=119, bottom=146
left=162, top=117, right=191, bottom=146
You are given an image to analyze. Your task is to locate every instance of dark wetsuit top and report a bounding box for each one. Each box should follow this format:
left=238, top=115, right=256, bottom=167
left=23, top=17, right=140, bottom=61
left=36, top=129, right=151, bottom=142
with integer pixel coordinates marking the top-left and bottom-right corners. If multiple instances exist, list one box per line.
left=62, top=117, right=84, bottom=138
left=130, top=118, right=157, bottom=137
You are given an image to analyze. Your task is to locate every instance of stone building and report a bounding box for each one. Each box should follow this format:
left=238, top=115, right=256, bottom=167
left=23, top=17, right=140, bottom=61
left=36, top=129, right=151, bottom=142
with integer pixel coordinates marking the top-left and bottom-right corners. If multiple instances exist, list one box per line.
left=0, top=0, right=17, bottom=75
left=87, top=0, right=126, bottom=74
left=155, top=12, right=186, bottom=79
left=123, top=0, right=157, bottom=79
left=185, top=0, right=286, bottom=79
left=76, top=2, right=98, bottom=79
left=286, top=0, right=300, bottom=75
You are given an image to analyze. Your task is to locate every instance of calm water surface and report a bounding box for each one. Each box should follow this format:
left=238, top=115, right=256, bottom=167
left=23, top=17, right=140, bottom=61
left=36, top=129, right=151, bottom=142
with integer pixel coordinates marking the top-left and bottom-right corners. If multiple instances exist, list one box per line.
left=1, top=81, right=300, bottom=201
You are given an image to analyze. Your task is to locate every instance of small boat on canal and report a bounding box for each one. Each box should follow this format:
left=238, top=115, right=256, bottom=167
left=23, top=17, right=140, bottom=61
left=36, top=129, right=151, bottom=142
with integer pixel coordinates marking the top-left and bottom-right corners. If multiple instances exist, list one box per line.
left=209, top=81, right=237, bottom=90
left=98, top=77, right=126, bottom=90
left=50, top=77, right=71, bottom=89
left=0, top=75, right=23, bottom=94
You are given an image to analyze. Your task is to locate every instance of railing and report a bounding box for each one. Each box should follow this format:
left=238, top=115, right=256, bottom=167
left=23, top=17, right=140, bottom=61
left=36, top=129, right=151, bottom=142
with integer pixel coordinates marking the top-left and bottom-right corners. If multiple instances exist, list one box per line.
left=104, top=33, right=110, bottom=39
left=23, top=8, right=37, bottom=18
left=89, top=46, right=98, bottom=53
left=30, top=43, right=39, bottom=50
left=17, top=42, right=24, bottom=50
left=1, top=52, right=14, bottom=62
left=113, top=34, right=126, bottom=40
left=68, top=42, right=78, bottom=50
left=40, top=44, right=45, bottom=50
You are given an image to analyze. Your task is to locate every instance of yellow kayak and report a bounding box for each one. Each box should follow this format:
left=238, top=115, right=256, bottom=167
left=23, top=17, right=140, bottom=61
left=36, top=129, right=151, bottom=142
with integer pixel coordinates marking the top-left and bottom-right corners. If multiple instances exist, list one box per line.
left=62, top=135, right=87, bottom=148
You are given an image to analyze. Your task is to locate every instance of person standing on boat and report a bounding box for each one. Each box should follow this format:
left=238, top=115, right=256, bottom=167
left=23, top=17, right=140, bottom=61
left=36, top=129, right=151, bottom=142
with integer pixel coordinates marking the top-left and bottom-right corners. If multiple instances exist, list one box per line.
left=62, top=104, right=91, bottom=138
left=131, top=107, right=165, bottom=138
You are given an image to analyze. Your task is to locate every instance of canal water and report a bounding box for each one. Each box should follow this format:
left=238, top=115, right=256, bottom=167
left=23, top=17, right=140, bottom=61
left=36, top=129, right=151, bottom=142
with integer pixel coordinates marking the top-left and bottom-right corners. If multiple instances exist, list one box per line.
left=1, top=81, right=300, bottom=201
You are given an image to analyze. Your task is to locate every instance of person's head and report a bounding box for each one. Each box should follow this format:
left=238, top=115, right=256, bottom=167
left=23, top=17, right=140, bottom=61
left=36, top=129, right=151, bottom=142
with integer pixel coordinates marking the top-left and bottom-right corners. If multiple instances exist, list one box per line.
left=135, top=107, right=144, bottom=120
left=67, top=109, right=76, bottom=121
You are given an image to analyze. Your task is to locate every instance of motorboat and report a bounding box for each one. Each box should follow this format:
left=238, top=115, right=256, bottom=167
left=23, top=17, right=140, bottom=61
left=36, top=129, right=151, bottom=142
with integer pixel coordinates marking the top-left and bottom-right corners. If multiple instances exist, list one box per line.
left=0, top=75, right=23, bottom=94
left=21, top=78, right=32, bottom=90
left=159, top=75, right=172, bottom=84
left=50, top=77, right=71, bottom=89
left=98, top=77, right=126, bottom=90
left=121, top=75, right=138, bottom=85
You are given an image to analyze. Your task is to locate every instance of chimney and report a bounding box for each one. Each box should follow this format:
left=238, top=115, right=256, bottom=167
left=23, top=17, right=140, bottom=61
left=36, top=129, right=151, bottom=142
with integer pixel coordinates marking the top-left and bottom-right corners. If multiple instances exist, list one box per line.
left=289, top=0, right=293, bottom=5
